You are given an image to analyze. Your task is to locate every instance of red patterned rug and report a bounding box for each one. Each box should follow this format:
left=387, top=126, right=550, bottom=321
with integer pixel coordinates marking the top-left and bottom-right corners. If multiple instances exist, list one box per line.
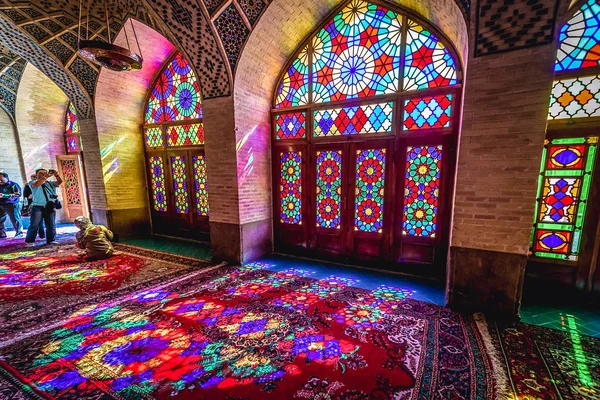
left=0, top=263, right=501, bottom=399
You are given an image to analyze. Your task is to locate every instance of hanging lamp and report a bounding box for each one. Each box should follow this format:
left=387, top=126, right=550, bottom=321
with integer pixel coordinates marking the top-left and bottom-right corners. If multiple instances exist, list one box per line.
left=77, top=0, right=143, bottom=71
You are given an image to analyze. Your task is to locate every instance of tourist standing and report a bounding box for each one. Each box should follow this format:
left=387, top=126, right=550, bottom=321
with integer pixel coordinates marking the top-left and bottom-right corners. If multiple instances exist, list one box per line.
left=23, top=174, right=45, bottom=239
left=0, top=172, right=23, bottom=237
left=25, top=168, right=63, bottom=245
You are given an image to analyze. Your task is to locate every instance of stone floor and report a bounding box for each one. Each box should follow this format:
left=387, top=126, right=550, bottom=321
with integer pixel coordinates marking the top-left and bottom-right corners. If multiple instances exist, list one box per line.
left=120, top=235, right=212, bottom=260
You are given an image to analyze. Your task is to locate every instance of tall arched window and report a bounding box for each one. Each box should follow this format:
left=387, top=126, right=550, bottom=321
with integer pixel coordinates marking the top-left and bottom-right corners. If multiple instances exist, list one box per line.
left=143, top=51, right=209, bottom=239
left=64, top=102, right=81, bottom=153
left=272, top=0, right=461, bottom=270
left=531, top=0, right=600, bottom=267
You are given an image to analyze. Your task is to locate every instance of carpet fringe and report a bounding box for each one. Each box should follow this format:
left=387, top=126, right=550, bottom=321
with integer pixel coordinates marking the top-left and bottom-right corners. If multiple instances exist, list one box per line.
left=473, top=313, right=515, bottom=400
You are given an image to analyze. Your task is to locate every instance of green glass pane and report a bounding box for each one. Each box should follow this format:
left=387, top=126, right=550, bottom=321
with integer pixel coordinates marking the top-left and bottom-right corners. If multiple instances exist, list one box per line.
left=537, top=223, right=574, bottom=231
left=545, top=169, right=583, bottom=177
left=552, top=137, right=587, bottom=144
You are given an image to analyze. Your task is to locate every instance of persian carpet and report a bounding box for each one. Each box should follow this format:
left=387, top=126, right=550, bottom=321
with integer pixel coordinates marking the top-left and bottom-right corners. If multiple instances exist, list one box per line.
left=0, top=244, right=215, bottom=346
left=0, top=263, right=501, bottom=399
left=486, top=318, right=600, bottom=399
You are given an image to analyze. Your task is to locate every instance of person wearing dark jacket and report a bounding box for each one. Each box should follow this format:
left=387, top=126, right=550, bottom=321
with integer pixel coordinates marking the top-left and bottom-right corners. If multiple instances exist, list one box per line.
left=0, top=204, right=7, bottom=238
left=0, top=172, right=23, bottom=237
left=23, top=174, right=44, bottom=239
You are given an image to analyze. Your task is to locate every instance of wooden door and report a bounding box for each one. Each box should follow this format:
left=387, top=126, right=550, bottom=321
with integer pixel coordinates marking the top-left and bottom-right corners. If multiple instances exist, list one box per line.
left=190, top=149, right=210, bottom=240
left=56, top=154, right=89, bottom=221
left=146, top=151, right=171, bottom=235
left=166, top=150, right=194, bottom=236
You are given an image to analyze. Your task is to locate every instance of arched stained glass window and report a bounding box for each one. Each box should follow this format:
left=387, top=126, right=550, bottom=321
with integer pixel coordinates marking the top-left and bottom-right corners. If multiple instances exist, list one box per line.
left=64, top=102, right=82, bottom=153
left=555, top=0, right=600, bottom=72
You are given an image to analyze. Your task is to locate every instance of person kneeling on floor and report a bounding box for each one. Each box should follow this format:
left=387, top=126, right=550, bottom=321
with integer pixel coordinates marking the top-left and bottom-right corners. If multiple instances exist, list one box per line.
left=74, top=216, right=114, bottom=260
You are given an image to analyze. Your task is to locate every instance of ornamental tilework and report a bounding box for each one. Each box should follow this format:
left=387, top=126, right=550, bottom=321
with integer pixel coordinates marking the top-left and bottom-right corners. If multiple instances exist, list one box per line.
left=59, top=31, right=79, bottom=50
left=238, top=0, right=267, bottom=26
left=21, top=8, right=43, bottom=19
left=214, top=3, right=250, bottom=73
left=22, top=23, right=50, bottom=42
left=0, top=74, right=18, bottom=92
left=39, top=19, right=63, bottom=34
left=474, top=0, right=560, bottom=57
left=44, top=40, right=73, bottom=64
left=68, top=57, right=98, bottom=99
left=1, top=9, right=26, bottom=23
left=204, top=0, right=227, bottom=15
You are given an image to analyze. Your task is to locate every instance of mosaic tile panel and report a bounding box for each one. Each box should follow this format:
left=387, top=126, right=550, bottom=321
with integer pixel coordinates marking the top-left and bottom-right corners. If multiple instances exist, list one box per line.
left=68, top=57, right=98, bottom=99
left=0, top=74, right=18, bottom=92
left=59, top=31, right=79, bottom=50
left=22, top=23, right=50, bottom=42
left=44, top=39, right=73, bottom=64
left=40, top=19, right=63, bottom=34
left=238, top=0, right=267, bottom=26
left=214, top=3, right=250, bottom=73
left=204, top=0, right=227, bottom=15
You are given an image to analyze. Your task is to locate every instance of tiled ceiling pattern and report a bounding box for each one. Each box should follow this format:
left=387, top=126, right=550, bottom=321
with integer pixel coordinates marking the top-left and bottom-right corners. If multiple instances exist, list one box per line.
left=0, top=43, right=26, bottom=118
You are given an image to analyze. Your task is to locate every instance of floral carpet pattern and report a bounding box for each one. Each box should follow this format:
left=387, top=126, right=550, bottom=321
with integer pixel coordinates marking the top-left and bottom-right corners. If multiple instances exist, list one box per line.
left=0, top=263, right=500, bottom=399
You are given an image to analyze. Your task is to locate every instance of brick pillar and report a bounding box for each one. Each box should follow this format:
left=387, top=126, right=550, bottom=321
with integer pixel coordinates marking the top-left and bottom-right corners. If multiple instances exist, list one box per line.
left=447, top=0, right=567, bottom=318
left=79, top=117, right=109, bottom=226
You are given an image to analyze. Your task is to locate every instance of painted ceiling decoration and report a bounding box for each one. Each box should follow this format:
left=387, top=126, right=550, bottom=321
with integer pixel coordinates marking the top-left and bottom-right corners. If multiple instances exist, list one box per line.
left=0, top=43, right=26, bottom=118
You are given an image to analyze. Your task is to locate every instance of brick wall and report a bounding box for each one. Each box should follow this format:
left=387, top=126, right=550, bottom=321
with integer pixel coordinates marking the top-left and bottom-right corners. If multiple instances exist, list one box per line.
left=0, top=107, right=25, bottom=186
left=95, top=20, right=174, bottom=211
left=15, top=64, right=68, bottom=222
left=79, top=117, right=108, bottom=211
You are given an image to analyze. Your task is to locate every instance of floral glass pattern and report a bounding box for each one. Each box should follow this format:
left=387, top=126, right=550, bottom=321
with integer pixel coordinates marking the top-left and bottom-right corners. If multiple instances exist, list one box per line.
left=193, top=155, right=209, bottom=216
left=274, top=45, right=310, bottom=108
left=149, top=156, right=167, bottom=212
left=313, top=103, right=393, bottom=137
left=280, top=151, right=303, bottom=224
left=171, top=155, right=190, bottom=214
left=403, top=94, right=452, bottom=130
left=555, top=0, right=600, bottom=72
left=316, top=151, right=343, bottom=229
left=66, top=136, right=80, bottom=153
left=275, top=111, right=306, bottom=140
left=354, top=148, right=386, bottom=233
left=59, top=159, right=81, bottom=205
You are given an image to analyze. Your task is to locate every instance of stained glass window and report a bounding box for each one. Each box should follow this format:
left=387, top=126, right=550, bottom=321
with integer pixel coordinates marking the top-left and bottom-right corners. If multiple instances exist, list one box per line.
left=403, top=94, right=453, bottom=130
left=145, top=52, right=202, bottom=124
left=193, top=155, right=209, bottom=216
left=354, top=148, right=386, bottom=232
left=280, top=152, right=303, bottom=224
left=316, top=150, right=342, bottom=228
left=144, top=127, right=163, bottom=147
left=149, top=156, right=167, bottom=212
left=66, top=136, right=81, bottom=153
left=313, top=103, right=393, bottom=137
left=555, top=0, right=600, bottom=72
left=65, top=103, right=79, bottom=135
left=171, top=155, right=190, bottom=214
left=549, top=75, right=600, bottom=119
left=275, top=111, right=306, bottom=140
left=274, top=45, right=309, bottom=108
left=531, top=137, right=598, bottom=261
left=403, top=145, right=442, bottom=237
left=166, top=124, right=204, bottom=146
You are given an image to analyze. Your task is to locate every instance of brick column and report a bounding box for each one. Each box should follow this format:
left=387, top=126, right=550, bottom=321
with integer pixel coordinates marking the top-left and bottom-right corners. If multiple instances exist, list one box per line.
left=447, top=0, right=567, bottom=318
left=79, top=117, right=109, bottom=226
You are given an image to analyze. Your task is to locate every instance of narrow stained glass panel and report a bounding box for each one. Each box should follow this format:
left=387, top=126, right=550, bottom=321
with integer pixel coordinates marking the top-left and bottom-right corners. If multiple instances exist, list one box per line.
left=149, top=156, right=167, bottom=212
left=311, top=0, right=403, bottom=103
left=171, top=155, right=189, bottom=214
left=193, top=155, right=209, bottom=216
left=548, top=75, right=600, bottom=119
left=403, top=94, right=452, bottom=130
left=316, top=150, right=342, bottom=228
left=65, top=103, right=79, bottom=135
left=314, top=103, right=393, bottom=137
left=166, top=124, right=204, bottom=146
left=274, top=45, right=309, bottom=108
left=404, top=20, right=458, bottom=91
left=65, top=136, right=80, bottom=153
left=403, top=145, right=442, bottom=237
left=546, top=144, right=585, bottom=169
left=535, top=230, right=572, bottom=254
left=145, top=52, right=202, bottom=124
left=555, top=0, right=600, bottom=72
left=275, top=111, right=306, bottom=139
left=280, top=151, right=302, bottom=224
left=144, top=127, right=163, bottom=147
left=539, top=177, right=581, bottom=224
left=354, top=148, right=386, bottom=233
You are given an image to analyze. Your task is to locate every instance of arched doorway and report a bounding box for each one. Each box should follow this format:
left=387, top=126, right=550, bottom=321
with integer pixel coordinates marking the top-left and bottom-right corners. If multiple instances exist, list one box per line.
left=272, top=0, right=462, bottom=273
left=142, top=51, right=209, bottom=240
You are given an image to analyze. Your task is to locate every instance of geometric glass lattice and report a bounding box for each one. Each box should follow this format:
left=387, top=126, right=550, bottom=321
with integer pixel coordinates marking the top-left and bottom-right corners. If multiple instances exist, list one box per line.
left=531, top=137, right=598, bottom=261
left=555, top=0, right=600, bottom=72
left=171, top=155, right=190, bottom=214
left=403, top=20, right=458, bottom=91
left=274, top=44, right=309, bottom=108
left=144, top=52, right=202, bottom=124
left=403, top=145, right=442, bottom=237
left=275, top=111, right=306, bottom=140
left=354, top=148, right=386, bottom=233
left=280, top=151, right=303, bottom=224
left=193, top=154, right=209, bottom=216
left=548, top=75, right=600, bottom=119
left=149, top=156, right=167, bottom=212
left=166, top=124, right=204, bottom=146
left=144, top=127, right=163, bottom=147
left=316, top=150, right=342, bottom=229
left=403, top=94, right=453, bottom=130
left=65, top=102, right=79, bottom=135
left=314, top=103, right=393, bottom=137
left=60, top=159, right=81, bottom=205
left=65, top=136, right=81, bottom=153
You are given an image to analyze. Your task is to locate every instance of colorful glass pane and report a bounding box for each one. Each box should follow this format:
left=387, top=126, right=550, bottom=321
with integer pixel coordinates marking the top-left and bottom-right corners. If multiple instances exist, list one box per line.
left=144, top=127, right=163, bottom=147
left=166, top=124, right=204, bottom=146
left=403, top=20, right=458, bottom=91
left=316, top=150, right=342, bottom=228
left=354, top=148, right=386, bottom=233
left=171, top=155, right=189, bottom=214
left=193, top=155, right=209, bottom=216
left=403, top=146, right=442, bottom=237
left=274, top=44, right=309, bottom=108
left=531, top=137, right=598, bottom=261
left=275, top=111, right=306, bottom=139
left=403, top=94, right=452, bottom=130
left=555, top=0, right=600, bottom=72
left=65, top=103, right=79, bottom=135
left=548, top=75, right=600, bottom=119
left=149, top=156, right=167, bottom=212
left=60, top=159, right=81, bottom=205
left=313, top=102, right=393, bottom=137
left=280, top=151, right=302, bottom=224
left=145, top=52, right=202, bottom=124
left=311, top=0, right=403, bottom=103
left=65, top=136, right=80, bottom=153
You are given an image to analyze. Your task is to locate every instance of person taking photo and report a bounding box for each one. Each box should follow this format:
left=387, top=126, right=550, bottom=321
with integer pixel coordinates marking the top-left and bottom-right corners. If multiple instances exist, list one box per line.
left=0, top=172, right=23, bottom=237
left=25, top=168, right=63, bottom=246
left=23, top=174, right=45, bottom=239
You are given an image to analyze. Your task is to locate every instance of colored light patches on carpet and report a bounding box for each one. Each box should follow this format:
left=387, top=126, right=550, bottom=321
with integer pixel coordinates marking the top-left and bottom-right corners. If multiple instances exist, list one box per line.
left=313, top=103, right=393, bottom=136
left=279, top=151, right=303, bottom=225
left=555, top=0, right=600, bottom=72
left=403, top=94, right=452, bottom=130
left=149, top=156, right=167, bottom=212
left=354, top=148, right=386, bottom=233
left=274, top=111, right=306, bottom=140
left=549, top=75, right=600, bottom=119
left=403, top=145, right=442, bottom=237
left=192, top=155, right=209, bottom=216
left=171, top=155, right=190, bottom=214
left=531, top=137, right=598, bottom=261
left=274, top=44, right=309, bottom=109
left=316, top=150, right=342, bottom=229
